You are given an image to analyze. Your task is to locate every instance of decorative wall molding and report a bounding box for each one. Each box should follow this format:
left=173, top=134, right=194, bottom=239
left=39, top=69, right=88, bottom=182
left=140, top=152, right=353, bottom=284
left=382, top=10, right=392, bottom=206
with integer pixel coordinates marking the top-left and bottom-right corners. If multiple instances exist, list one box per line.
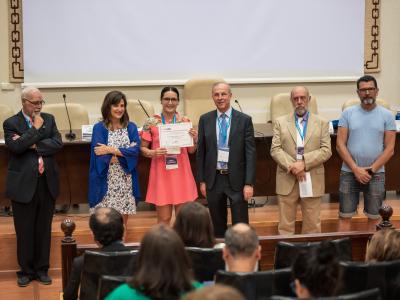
left=364, top=0, right=380, bottom=73
left=8, top=0, right=24, bottom=82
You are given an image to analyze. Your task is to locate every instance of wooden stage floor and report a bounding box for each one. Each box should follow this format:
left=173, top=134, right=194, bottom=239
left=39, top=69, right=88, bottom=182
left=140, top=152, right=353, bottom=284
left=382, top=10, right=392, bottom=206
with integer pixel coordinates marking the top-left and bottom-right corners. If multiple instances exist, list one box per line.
left=1, top=194, right=400, bottom=299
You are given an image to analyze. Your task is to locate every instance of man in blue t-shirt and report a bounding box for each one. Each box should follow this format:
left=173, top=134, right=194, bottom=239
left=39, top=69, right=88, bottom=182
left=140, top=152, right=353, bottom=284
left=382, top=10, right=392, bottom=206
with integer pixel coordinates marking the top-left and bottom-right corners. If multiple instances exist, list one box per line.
left=336, top=75, right=396, bottom=230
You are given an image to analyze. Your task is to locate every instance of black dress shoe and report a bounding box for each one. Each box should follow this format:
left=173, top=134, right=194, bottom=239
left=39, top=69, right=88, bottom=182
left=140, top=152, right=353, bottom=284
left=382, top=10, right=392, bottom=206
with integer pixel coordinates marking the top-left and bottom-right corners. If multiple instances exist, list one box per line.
left=17, top=275, right=32, bottom=287
left=37, top=274, right=52, bottom=285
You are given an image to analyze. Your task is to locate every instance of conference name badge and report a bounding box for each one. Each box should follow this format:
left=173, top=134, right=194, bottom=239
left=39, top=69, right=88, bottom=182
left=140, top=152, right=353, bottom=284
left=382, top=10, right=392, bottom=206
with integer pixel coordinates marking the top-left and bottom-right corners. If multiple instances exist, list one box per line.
left=165, top=155, right=178, bottom=170
left=217, top=148, right=229, bottom=163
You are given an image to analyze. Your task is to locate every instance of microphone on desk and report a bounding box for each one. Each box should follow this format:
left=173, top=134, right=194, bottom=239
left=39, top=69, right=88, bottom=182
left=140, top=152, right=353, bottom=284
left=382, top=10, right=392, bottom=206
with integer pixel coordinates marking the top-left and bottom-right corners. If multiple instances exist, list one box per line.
left=235, top=99, right=265, bottom=138
left=63, top=94, right=76, bottom=140
left=137, top=99, right=150, bottom=118
left=235, top=99, right=243, bottom=113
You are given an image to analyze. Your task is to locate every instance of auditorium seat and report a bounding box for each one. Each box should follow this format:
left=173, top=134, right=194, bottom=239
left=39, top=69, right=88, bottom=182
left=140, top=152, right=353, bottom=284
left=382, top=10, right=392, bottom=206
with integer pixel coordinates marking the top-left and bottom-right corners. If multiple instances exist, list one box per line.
left=0, top=104, right=14, bottom=135
left=98, top=275, right=130, bottom=300
left=126, top=99, right=155, bottom=128
left=340, top=260, right=400, bottom=300
left=274, top=238, right=352, bottom=269
left=270, top=92, right=318, bottom=122
left=79, top=250, right=138, bottom=300
left=270, top=288, right=381, bottom=300
left=42, top=103, right=89, bottom=130
left=342, top=98, right=395, bottom=115
left=183, top=78, right=225, bottom=126
left=186, top=247, right=225, bottom=282
left=215, top=268, right=294, bottom=299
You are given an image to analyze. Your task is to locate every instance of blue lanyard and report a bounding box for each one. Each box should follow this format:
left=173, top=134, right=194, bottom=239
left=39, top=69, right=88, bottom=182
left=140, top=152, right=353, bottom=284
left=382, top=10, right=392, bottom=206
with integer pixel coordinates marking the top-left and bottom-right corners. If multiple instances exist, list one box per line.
left=161, top=113, right=176, bottom=124
left=295, top=112, right=309, bottom=141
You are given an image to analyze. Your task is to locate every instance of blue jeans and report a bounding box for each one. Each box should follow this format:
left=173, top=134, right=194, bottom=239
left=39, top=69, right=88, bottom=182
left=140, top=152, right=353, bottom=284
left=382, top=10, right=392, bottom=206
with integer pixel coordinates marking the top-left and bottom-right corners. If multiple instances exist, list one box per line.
left=339, top=171, right=385, bottom=219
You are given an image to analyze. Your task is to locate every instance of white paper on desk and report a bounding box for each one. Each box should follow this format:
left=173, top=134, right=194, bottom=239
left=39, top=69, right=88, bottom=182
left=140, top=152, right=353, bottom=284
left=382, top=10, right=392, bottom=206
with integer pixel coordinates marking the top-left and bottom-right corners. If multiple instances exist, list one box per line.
left=395, top=120, right=400, bottom=132
left=82, top=125, right=93, bottom=141
left=328, top=121, right=334, bottom=134
left=299, top=172, right=313, bottom=198
left=159, top=122, right=193, bottom=148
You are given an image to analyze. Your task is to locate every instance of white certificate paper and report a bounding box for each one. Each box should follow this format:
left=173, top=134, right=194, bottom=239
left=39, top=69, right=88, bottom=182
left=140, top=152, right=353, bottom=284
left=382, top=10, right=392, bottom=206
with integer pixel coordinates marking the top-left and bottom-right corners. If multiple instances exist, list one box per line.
left=299, top=172, right=313, bottom=198
left=158, top=122, right=193, bottom=148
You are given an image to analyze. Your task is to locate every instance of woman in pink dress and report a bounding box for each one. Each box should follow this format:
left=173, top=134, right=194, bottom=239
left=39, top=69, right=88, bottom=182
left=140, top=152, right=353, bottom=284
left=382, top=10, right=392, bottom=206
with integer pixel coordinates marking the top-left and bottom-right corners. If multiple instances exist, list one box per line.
left=141, top=86, right=198, bottom=224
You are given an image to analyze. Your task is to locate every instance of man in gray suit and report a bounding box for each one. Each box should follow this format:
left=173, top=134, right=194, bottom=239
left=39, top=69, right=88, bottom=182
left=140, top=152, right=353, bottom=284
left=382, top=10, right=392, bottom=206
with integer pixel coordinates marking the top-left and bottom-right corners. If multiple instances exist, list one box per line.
left=3, top=87, right=62, bottom=286
left=197, top=82, right=256, bottom=237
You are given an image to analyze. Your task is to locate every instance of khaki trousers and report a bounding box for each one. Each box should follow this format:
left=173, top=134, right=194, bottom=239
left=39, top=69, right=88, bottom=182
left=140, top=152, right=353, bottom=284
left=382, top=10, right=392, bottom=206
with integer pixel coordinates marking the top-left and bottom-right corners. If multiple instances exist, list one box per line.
left=278, top=183, right=321, bottom=235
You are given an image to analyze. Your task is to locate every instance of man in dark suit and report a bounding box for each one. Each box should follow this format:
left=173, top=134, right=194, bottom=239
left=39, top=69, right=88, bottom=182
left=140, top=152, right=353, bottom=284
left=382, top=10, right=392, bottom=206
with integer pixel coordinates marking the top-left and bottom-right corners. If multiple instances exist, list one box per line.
left=63, top=207, right=129, bottom=300
left=197, top=82, right=256, bottom=237
left=3, top=86, right=63, bottom=287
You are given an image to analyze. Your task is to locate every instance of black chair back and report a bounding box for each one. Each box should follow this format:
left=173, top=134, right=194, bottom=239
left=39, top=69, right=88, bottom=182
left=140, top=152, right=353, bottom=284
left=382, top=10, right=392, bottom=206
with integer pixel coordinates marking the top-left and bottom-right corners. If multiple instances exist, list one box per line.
left=98, top=275, right=131, bottom=300
left=79, top=250, right=138, bottom=300
left=340, top=260, right=400, bottom=300
left=186, top=247, right=225, bottom=282
left=274, top=238, right=352, bottom=269
left=215, top=269, right=294, bottom=300
left=270, top=288, right=381, bottom=299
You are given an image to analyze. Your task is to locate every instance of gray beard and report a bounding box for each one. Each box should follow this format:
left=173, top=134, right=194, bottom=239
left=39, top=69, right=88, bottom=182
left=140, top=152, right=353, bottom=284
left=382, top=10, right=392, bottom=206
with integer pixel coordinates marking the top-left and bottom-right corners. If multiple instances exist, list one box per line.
left=362, top=98, right=375, bottom=105
left=295, top=107, right=307, bottom=116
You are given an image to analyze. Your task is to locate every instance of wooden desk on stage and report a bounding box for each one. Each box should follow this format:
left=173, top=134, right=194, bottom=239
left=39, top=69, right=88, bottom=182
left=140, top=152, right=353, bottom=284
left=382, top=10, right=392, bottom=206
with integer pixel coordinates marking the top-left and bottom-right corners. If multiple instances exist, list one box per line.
left=1, top=125, right=400, bottom=205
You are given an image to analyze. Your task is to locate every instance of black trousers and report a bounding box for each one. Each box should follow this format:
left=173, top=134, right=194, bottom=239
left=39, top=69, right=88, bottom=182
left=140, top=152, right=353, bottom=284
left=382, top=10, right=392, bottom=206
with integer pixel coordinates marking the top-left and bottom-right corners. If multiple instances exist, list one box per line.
left=11, top=174, right=55, bottom=278
left=206, top=174, right=249, bottom=238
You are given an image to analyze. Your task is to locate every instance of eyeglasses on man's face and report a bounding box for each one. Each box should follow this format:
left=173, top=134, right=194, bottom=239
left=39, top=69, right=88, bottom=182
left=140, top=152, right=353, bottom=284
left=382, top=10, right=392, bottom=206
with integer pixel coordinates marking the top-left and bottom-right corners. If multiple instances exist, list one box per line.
left=23, top=98, right=46, bottom=106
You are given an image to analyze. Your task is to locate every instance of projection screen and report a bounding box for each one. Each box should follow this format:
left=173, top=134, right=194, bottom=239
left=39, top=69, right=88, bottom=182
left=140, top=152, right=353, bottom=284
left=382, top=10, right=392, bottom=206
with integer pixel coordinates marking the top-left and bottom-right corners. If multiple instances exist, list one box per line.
left=23, top=0, right=365, bottom=87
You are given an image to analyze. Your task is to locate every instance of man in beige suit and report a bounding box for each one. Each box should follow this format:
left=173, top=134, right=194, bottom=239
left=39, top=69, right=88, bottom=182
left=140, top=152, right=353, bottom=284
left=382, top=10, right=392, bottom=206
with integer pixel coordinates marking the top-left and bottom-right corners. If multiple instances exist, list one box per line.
left=270, top=86, right=331, bottom=235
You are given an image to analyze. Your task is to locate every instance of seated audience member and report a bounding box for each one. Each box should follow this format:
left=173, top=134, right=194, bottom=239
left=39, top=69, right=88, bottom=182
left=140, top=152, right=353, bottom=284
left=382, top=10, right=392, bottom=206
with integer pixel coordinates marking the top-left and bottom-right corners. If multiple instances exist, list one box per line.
left=173, top=202, right=219, bottom=248
left=105, top=224, right=202, bottom=300
left=365, top=229, right=400, bottom=262
left=223, top=223, right=261, bottom=273
left=182, top=284, right=245, bottom=300
left=292, top=241, right=341, bottom=299
left=63, top=207, right=128, bottom=300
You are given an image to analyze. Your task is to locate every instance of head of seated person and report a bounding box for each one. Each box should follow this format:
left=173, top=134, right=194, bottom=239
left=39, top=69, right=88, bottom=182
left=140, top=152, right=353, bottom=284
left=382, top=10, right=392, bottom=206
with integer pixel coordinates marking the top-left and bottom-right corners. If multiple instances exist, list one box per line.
left=173, top=202, right=216, bottom=248
left=89, top=207, right=124, bottom=247
left=292, top=241, right=341, bottom=299
left=222, top=223, right=261, bottom=273
left=107, top=224, right=197, bottom=299
left=366, top=229, right=400, bottom=262
left=182, top=284, right=245, bottom=300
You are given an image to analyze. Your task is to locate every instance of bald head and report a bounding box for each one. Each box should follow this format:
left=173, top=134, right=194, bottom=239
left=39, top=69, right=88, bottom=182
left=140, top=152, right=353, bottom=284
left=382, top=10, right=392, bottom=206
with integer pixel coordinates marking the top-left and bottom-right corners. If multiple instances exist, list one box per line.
left=290, top=86, right=309, bottom=99
left=89, top=207, right=124, bottom=246
left=212, top=82, right=231, bottom=94
left=224, top=223, right=259, bottom=257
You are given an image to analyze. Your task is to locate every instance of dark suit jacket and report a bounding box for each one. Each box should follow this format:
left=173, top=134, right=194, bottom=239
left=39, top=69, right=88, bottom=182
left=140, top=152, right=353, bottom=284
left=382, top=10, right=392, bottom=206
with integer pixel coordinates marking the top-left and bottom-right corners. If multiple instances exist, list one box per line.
left=197, top=108, right=256, bottom=191
left=63, top=241, right=129, bottom=300
left=3, top=111, right=63, bottom=203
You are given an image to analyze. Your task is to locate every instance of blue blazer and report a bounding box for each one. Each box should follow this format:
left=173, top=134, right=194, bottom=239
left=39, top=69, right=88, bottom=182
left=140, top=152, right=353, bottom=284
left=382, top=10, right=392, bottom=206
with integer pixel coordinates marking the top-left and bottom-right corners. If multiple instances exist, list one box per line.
left=88, top=121, right=141, bottom=207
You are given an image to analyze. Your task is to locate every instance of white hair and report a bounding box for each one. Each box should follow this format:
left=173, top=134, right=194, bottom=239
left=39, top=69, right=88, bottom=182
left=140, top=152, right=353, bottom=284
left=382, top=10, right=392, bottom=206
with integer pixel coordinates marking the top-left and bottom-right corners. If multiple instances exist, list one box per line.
left=21, top=86, right=41, bottom=100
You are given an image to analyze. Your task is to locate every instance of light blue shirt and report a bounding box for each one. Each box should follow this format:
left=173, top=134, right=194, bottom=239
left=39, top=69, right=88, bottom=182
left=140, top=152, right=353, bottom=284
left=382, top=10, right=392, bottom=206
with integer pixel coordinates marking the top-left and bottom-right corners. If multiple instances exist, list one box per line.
left=339, top=104, right=396, bottom=173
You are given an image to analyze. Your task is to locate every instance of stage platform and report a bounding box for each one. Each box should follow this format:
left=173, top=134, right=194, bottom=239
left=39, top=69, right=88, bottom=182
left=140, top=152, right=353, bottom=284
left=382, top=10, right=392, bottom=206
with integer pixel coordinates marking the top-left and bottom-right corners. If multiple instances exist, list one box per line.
left=0, top=195, right=399, bottom=299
